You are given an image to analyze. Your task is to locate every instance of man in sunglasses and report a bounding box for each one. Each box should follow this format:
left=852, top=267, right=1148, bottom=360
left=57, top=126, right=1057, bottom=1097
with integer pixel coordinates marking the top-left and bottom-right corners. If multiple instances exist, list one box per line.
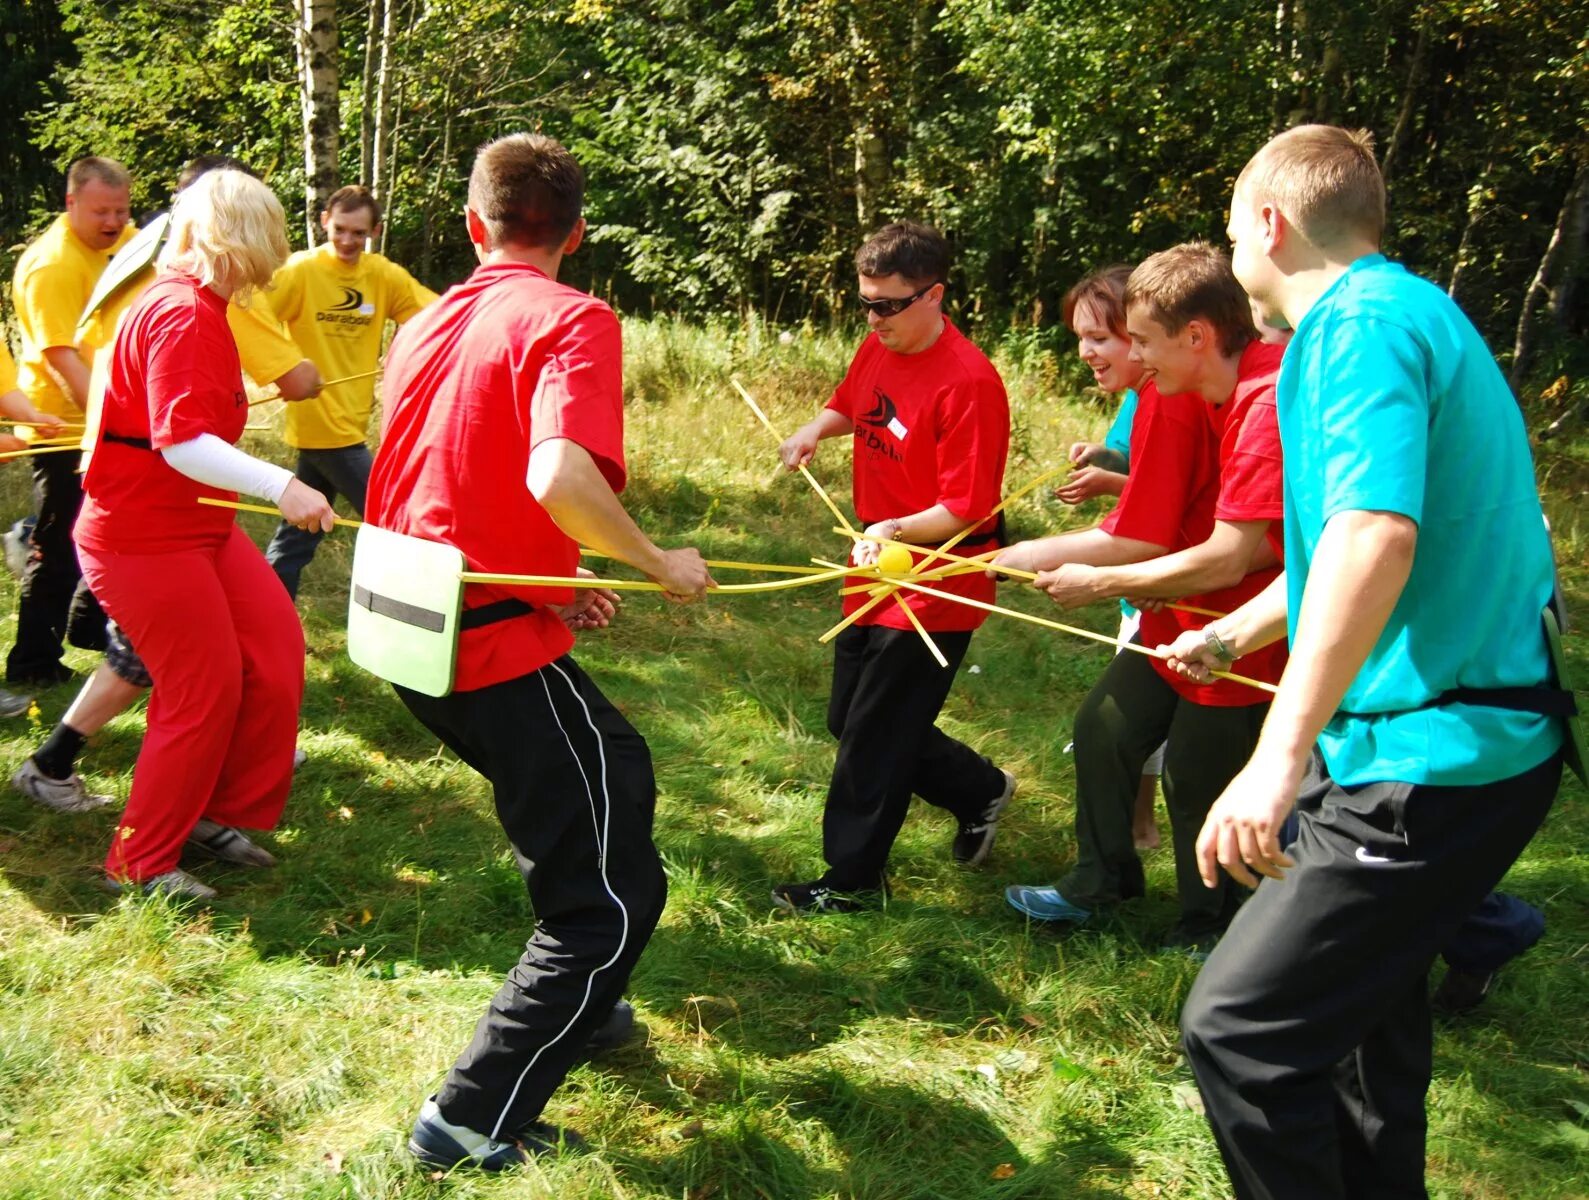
left=772, top=221, right=1014, bottom=913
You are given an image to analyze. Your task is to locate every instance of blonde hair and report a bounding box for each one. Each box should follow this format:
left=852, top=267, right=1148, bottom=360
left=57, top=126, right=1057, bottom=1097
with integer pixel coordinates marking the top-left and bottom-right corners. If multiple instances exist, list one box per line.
left=159, top=169, right=289, bottom=305
left=1236, top=125, right=1385, bottom=249
left=1126, top=242, right=1257, bottom=356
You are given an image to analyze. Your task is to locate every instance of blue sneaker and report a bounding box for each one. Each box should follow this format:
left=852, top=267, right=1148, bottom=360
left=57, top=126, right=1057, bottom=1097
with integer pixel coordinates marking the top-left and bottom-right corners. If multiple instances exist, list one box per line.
left=408, top=1097, right=579, bottom=1172
left=1005, top=884, right=1092, bottom=924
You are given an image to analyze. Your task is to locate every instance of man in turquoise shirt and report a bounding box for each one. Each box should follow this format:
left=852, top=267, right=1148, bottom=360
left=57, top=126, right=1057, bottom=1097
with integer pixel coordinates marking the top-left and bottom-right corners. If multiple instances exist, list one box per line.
left=1162, top=125, right=1567, bottom=1199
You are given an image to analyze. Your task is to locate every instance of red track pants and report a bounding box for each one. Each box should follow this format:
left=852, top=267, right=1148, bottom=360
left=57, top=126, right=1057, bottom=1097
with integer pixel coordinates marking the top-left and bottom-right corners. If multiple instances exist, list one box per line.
left=78, top=525, right=305, bottom=882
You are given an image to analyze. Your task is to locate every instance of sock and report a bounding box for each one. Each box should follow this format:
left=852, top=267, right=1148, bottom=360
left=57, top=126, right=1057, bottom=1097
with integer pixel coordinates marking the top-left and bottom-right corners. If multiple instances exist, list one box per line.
left=32, top=722, right=87, bottom=780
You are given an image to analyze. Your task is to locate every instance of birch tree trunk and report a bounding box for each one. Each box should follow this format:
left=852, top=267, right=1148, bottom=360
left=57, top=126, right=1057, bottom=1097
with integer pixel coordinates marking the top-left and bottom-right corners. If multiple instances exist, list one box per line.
left=1511, top=159, right=1589, bottom=391
left=370, top=0, right=398, bottom=206
left=358, top=0, right=380, bottom=184
left=296, top=0, right=340, bottom=243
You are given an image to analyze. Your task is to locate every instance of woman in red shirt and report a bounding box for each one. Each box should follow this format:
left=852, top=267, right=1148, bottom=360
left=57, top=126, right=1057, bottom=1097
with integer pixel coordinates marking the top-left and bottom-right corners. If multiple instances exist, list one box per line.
left=75, top=169, right=335, bottom=899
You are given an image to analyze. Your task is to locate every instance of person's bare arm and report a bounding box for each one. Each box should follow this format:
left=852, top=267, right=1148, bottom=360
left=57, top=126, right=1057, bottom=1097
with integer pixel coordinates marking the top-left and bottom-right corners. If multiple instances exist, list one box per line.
left=780, top=409, right=853, bottom=469
left=41, top=346, right=90, bottom=408
left=1041, top=519, right=1273, bottom=608
left=527, top=437, right=713, bottom=600
left=1189, top=510, right=1418, bottom=888
left=271, top=360, right=322, bottom=401
left=995, top=526, right=1167, bottom=577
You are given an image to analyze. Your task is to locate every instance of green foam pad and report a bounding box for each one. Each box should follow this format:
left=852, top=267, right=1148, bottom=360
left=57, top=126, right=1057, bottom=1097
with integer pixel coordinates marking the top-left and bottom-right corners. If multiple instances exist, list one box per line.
left=347, top=524, right=466, bottom=697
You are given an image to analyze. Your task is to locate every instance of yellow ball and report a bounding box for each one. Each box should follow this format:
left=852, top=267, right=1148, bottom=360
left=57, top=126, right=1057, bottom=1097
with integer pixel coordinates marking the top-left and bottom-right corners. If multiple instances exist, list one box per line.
left=876, top=543, right=913, bottom=575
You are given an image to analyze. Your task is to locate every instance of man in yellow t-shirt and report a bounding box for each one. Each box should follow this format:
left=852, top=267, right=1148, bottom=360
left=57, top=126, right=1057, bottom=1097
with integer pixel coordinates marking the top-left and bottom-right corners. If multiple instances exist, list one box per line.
left=256, top=184, right=436, bottom=597
left=9, top=155, right=323, bottom=816
left=7, top=157, right=133, bottom=686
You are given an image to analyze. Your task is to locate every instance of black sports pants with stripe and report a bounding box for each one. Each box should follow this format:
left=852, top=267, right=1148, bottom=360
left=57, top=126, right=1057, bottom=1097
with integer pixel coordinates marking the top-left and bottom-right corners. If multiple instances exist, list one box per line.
left=396, top=654, right=667, bottom=1139
left=1181, top=749, right=1561, bottom=1199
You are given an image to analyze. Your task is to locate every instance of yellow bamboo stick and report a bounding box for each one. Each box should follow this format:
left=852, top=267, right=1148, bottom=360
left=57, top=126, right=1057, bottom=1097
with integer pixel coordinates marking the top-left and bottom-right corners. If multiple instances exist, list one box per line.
left=914, top=462, right=1070, bottom=576
left=197, top=497, right=363, bottom=527
left=730, top=377, right=859, bottom=538
left=579, top=548, right=829, bottom=576
left=886, top=576, right=1276, bottom=695
left=829, top=526, right=1226, bottom=619
left=460, top=563, right=856, bottom=595
left=891, top=589, right=947, bottom=668
left=249, top=367, right=381, bottom=407
left=0, top=444, right=81, bottom=461
left=7, top=420, right=84, bottom=430
left=317, top=369, right=380, bottom=389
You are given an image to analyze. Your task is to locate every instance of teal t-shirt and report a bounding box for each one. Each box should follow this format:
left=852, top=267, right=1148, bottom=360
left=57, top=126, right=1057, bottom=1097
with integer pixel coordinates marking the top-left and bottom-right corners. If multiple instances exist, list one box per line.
left=1104, top=388, right=1138, bottom=464
left=1279, top=255, right=1561, bottom=787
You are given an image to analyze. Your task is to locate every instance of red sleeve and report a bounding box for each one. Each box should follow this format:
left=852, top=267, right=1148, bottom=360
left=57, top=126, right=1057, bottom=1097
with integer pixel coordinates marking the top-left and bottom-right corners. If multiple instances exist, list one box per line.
left=1215, top=394, right=1284, bottom=522
left=825, top=337, right=877, bottom=419
left=145, top=297, right=244, bottom=450
left=1102, top=389, right=1206, bottom=547
left=527, top=301, right=627, bottom=492
left=933, top=372, right=1009, bottom=521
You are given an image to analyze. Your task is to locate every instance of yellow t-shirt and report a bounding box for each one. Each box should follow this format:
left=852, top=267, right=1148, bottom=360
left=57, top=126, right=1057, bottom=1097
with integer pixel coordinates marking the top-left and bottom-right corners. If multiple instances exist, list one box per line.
left=0, top=340, right=17, bottom=396
left=77, top=268, right=306, bottom=470
left=11, top=214, right=134, bottom=417
left=258, top=245, right=436, bottom=449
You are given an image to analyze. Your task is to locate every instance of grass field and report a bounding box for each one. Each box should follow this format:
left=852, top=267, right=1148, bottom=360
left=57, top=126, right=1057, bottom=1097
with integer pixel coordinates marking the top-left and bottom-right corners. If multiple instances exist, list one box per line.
left=0, top=318, right=1584, bottom=1199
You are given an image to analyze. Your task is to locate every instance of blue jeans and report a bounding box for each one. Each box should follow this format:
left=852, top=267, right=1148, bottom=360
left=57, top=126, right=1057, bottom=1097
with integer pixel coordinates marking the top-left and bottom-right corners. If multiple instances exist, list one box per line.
left=264, top=444, right=372, bottom=599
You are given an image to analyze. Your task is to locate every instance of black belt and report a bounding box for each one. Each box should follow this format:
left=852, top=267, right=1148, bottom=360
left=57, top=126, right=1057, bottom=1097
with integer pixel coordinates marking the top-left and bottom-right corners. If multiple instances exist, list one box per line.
left=352, top=585, right=533, bottom=633
left=1339, top=685, right=1578, bottom=721
left=103, top=432, right=153, bottom=450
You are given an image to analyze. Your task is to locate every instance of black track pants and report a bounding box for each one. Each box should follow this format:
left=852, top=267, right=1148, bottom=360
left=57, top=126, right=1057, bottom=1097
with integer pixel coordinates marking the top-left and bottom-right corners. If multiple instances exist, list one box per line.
left=1182, top=750, right=1562, bottom=1199
left=397, top=654, right=667, bottom=1139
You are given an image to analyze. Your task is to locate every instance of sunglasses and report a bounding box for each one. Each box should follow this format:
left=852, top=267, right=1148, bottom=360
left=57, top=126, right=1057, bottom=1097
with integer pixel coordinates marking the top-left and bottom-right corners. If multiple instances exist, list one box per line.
left=858, top=281, right=939, bottom=318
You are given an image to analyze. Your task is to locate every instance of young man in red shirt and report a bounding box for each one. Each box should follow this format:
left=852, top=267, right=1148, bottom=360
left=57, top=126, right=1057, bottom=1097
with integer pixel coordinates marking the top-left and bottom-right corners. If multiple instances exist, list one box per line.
left=774, top=222, right=1015, bottom=913
left=996, top=243, right=1286, bottom=953
left=365, top=134, right=713, bottom=1170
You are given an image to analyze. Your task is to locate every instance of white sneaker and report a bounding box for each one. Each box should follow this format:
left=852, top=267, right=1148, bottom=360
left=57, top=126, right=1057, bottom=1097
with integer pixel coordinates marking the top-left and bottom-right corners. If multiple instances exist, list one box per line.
left=109, top=868, right=218, bottom=901
left=12, top=758, right=114, bottom=814
left=292, top=747, right=308, bottom=770
left=187, top=818, right=277, bottom=868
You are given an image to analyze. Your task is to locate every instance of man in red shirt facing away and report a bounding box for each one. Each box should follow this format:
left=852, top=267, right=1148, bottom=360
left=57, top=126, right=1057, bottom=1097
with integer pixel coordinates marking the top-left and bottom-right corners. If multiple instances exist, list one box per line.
left=365, top=133, right=713, bottom=1171
left=774, top=222, right=1015, bottom=913
left=996, top=244, right=1286, bottom=954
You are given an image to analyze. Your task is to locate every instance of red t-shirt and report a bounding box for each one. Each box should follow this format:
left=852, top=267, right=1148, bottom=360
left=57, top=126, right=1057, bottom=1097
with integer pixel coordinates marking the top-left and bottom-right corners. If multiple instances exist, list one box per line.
left=825, top=320, right=1009, bottom=632
left=366, top=261, right=626, bottom=692
left=77, top=273, right=249, bottom=555
left=1105, top=348, right=1286, bottom=706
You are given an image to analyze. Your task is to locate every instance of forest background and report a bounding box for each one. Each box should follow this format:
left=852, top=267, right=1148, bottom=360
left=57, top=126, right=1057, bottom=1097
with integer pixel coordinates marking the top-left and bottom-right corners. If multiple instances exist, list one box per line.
left=2, top=0, right=1587, bottom=400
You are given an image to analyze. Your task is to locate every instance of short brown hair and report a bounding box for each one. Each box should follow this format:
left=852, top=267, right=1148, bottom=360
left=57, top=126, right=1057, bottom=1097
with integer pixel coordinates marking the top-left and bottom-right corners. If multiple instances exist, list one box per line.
left=468, top=133, right=584, bottom=250
left=1125, top=242, right=1257, bottom=356
left=1236, top=124, right=1385, bottom=248
left=67, top=156, right=130, bottom=193
left=325, top=184, right=382, bottom=226
left=1061, top=264, right=1133, bottom=334
left=855, top=222, right=950, bottom=286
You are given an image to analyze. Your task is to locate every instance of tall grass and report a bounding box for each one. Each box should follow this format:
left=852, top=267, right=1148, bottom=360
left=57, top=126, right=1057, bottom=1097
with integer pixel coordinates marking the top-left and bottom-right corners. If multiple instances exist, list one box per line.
left=0, top=318, right=1581, bottom=1199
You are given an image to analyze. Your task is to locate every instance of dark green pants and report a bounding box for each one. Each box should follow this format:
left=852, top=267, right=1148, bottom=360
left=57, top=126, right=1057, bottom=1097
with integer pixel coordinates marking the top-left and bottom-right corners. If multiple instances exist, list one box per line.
left=1059, top=649, right=1269, bottom=937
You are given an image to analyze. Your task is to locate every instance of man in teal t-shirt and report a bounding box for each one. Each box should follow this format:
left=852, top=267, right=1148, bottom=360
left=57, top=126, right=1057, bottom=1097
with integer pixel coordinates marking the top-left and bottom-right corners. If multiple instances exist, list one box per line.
left=1163, top=126, right=1567, bottom=1200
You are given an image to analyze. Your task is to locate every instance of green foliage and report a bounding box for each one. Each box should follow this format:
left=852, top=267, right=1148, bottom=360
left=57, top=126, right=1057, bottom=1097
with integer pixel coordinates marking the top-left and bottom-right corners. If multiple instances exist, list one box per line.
left=13, top=0, right=1587, bottom=359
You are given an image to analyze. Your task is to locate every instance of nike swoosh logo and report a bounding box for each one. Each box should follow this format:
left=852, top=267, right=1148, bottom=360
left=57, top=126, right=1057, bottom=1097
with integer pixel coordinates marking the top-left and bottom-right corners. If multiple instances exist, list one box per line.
left=1355, top=846, right=1395, bottom=864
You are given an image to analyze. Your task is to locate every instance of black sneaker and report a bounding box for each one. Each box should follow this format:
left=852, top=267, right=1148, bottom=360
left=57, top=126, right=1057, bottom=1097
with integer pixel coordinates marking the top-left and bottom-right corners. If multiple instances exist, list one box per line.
left=1432, top=966, right=1495, bottom=1016
left=584, top=999, right=636, bottom=1053
left=770, top=879, right=883, bottom=914
left=408, top=1097, right=581, bottom=1172
left=1159, top=925, right=1223, bottom=962
left=952, top=769, right=1017, bottom=868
